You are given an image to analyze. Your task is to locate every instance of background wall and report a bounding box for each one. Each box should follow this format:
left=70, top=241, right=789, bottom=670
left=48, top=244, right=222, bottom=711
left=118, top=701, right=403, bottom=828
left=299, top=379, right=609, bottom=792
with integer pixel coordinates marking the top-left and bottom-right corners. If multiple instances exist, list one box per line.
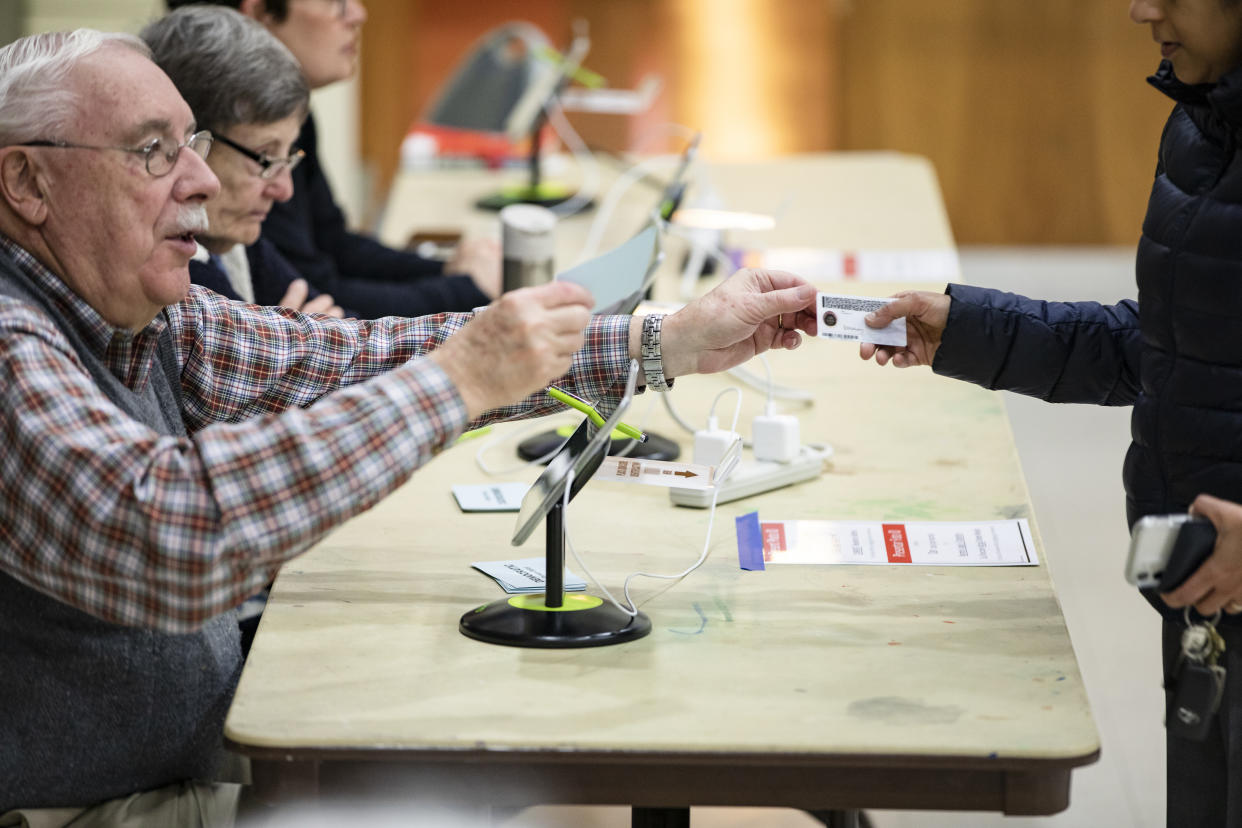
left=4, top=2, right=1177, bottom=244
left=839, top=1, right=1172, bottom=245
left=363, top=0, right=1172, bottom=246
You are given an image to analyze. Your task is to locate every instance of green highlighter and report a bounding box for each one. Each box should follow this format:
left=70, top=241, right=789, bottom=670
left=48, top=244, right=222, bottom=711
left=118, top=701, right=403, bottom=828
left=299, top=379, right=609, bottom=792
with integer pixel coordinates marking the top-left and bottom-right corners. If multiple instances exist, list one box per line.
left=546, top=386, right=647, bottom=443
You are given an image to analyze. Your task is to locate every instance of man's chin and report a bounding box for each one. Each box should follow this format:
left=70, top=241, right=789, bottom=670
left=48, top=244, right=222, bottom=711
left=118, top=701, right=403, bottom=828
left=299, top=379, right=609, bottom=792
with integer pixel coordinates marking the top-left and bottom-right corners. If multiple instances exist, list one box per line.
left=141, top=267, right=193, bottom=310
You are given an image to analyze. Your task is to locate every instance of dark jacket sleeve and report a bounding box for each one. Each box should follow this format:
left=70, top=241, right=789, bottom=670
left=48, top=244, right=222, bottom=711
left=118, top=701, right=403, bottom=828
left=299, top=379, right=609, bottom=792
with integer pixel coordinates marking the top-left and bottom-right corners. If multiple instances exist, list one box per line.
left=245, top=237, right=359, bottom=318
left=932, top=283, right=1143, bottom=406
left=188, top=257, right=240, bottom=301
left=261, top=115, right=489, bottom=318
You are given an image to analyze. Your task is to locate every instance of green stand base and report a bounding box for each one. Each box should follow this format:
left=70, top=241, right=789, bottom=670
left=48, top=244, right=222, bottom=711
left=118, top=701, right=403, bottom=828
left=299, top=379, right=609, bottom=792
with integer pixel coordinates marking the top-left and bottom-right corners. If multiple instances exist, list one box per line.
left=460, top=593, right=651, bottom=648
left=475, top=183, right=593, bottom=212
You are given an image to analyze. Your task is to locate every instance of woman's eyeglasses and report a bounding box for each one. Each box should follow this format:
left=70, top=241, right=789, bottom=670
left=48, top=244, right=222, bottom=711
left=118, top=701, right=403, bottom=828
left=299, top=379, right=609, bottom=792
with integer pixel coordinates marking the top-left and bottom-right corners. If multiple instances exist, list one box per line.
left=212, top=133, right=306, bottom=180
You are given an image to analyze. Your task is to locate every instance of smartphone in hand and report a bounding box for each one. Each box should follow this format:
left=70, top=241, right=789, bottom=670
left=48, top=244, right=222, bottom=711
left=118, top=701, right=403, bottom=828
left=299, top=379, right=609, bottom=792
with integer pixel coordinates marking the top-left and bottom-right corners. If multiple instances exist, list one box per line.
left=1125, top=514, right=1217, bottom=590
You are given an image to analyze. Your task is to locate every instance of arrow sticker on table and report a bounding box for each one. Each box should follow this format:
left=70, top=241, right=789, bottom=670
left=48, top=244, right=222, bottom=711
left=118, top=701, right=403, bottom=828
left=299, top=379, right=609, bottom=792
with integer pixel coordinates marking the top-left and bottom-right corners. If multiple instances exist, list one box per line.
left=597, top=456, right=716, bottom=490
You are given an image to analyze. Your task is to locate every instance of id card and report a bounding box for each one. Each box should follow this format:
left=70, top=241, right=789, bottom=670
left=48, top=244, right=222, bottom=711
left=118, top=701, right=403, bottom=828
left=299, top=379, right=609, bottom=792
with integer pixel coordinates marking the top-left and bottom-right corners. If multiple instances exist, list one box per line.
left=452, top=482, right=529, bottom=512
left=815, top=293, right=907, bottom=347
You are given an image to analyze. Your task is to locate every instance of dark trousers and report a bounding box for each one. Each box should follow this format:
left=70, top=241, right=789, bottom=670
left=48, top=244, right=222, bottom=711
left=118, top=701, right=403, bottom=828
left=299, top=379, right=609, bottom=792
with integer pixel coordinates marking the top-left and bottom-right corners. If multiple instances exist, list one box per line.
left=1163, top=618, right=1242, bottom=827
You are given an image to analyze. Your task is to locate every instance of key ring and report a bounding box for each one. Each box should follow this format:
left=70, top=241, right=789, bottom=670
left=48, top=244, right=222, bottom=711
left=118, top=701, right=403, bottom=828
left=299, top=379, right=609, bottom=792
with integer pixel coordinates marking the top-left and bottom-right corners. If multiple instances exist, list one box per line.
left=1184, top=606, right=1223, bottom=627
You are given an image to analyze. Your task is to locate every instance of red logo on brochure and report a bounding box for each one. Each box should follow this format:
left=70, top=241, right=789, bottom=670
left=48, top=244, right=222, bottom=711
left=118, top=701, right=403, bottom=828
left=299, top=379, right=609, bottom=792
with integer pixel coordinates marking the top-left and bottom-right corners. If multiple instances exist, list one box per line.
left=760, top=522, right=787, bottom=561
left=843, top=252, right=858, bottom=279
left=881, top=523, right=910, bottom=563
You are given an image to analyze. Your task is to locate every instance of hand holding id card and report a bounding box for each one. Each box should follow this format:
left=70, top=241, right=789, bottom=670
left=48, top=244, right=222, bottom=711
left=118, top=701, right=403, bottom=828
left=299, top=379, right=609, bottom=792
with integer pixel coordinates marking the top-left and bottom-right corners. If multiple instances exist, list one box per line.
left=815, top=292, right=907, bottom=347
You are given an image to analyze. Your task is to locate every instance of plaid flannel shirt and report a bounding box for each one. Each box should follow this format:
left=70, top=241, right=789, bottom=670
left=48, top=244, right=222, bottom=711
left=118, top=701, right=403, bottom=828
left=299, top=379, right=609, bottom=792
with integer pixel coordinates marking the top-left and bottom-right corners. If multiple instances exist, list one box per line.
left=0, top=237, right=632, bottom=632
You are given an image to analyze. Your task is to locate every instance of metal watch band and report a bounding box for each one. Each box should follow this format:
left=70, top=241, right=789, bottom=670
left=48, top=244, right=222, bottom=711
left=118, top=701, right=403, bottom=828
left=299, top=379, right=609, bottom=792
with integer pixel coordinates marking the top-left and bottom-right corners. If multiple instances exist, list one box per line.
left=640, top=314, right=674, bottom=392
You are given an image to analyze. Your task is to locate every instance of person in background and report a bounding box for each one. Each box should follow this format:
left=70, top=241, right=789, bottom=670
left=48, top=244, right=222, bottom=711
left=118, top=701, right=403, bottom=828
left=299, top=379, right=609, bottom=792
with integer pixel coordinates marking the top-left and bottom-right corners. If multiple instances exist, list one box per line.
left=0, top=27, right=817, bottom=824
left=858, top=1, right=1242, bottom=824
left=164, top=0, right=502, bottom=318
left=143, top=6, right=347, bottom=320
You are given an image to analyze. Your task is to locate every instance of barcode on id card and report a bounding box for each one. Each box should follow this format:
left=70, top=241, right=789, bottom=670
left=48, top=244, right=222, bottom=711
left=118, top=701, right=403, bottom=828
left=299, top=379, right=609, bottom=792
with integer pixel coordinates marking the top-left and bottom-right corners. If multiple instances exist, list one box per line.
left=819, top=295, right=887, bottom=313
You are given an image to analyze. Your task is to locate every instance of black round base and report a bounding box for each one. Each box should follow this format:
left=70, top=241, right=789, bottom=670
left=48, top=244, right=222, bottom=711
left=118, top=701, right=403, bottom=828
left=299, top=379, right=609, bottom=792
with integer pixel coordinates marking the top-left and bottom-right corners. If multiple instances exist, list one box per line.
left=459, top=594, right=652, bottom=648
left=517, top=429, right=681, bottom=464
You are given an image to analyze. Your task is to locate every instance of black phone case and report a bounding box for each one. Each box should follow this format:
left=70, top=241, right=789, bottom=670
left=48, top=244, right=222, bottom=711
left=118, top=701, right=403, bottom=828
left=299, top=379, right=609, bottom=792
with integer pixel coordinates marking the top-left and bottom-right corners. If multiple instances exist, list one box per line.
left=1156, top=520, right=1218, bottom=592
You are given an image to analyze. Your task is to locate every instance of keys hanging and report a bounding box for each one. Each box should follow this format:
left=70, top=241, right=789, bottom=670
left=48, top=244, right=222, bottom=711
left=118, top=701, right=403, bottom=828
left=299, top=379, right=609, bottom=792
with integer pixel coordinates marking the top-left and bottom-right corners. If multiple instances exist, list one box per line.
left=1166, top=609, right=1227, bottom=742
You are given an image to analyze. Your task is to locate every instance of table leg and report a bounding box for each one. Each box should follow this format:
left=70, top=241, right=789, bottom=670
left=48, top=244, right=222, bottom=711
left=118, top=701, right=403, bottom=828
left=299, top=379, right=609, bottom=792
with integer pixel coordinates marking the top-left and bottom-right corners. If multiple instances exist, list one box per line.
left=632, top=806, right=690, bottom=828
left=239, top=758, right=320, bottom=819
left=807, top=810, right=869, bottom=828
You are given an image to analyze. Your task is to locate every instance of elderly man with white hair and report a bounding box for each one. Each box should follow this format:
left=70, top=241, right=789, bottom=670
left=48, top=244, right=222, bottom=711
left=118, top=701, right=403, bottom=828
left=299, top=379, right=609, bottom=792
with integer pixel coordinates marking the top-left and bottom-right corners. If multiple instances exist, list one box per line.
left=0, top=27, right=817, bottom=826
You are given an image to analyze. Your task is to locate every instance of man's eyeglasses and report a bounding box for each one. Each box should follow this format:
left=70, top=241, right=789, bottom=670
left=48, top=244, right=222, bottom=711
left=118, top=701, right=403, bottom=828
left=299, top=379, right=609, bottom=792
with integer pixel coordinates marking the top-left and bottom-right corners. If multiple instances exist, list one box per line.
left=301, top=0, right=351, bottom=19
left=212, top=134, right=306, bottom=180
left=18, top=131, right=213, bottom=178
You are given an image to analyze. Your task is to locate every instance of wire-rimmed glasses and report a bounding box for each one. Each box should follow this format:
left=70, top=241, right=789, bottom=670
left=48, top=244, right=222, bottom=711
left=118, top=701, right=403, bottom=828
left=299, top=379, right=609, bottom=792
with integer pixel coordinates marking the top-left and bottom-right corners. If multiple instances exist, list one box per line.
left=17, top=130, right=213, bottom=177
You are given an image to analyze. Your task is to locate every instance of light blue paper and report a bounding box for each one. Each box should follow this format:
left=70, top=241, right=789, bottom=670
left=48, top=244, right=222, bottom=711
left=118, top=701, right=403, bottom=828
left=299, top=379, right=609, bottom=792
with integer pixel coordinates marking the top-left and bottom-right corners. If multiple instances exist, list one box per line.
left=556, top=224, right=660, bottom=315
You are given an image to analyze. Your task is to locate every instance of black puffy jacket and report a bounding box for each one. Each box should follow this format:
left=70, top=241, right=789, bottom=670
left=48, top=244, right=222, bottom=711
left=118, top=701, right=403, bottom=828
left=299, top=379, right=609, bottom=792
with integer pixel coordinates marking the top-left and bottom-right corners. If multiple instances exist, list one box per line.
left=931, top=60, right=1242, bottom=620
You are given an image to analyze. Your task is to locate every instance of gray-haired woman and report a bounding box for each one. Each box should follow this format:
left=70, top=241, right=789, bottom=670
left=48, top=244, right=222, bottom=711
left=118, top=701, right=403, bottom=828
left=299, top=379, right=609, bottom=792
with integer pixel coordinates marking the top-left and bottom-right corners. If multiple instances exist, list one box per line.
left=142, top=6, right=345, bottom=317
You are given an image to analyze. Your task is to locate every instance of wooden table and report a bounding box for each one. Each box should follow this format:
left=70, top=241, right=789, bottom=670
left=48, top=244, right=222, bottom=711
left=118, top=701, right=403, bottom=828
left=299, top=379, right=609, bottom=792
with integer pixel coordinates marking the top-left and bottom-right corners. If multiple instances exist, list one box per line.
left=226, top=153, right=1099, bottom=823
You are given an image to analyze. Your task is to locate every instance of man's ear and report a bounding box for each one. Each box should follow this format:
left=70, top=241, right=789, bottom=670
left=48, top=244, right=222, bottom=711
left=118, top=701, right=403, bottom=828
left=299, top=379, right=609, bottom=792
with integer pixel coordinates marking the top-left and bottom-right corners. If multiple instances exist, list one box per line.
left=237, top=0, right=271, bottom=22
left=0, top=149, right=49, bottom=226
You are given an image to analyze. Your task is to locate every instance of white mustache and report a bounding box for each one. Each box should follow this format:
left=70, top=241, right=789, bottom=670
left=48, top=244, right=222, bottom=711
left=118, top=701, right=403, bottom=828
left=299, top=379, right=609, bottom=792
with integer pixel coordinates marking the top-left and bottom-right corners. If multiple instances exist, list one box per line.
left=172, top=204, right=209, bottom=237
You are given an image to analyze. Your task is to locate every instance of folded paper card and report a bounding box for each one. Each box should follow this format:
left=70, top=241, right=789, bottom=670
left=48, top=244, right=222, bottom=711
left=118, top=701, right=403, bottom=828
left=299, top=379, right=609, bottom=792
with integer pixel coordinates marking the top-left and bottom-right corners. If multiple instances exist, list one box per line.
left=472, top=557, right=588, bottom=594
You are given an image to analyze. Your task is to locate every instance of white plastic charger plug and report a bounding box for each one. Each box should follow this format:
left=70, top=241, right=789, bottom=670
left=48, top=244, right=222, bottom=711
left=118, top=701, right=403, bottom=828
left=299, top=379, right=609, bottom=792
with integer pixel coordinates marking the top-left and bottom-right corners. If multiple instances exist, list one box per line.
left=751, top=413, right=800, bottom=463
left=693, top=415, right=740, bottom=467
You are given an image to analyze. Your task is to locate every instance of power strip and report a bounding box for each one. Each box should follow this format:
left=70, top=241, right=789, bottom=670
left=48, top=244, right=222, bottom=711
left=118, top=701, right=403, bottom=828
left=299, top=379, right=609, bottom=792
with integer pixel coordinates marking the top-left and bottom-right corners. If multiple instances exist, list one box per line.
left=668, top=445, right=830, bottom=508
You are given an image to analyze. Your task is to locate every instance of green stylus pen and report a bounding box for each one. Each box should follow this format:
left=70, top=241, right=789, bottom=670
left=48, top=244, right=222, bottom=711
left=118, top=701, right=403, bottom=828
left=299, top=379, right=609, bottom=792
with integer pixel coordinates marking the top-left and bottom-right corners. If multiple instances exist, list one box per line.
left=546, top=386, right=647, bottom=443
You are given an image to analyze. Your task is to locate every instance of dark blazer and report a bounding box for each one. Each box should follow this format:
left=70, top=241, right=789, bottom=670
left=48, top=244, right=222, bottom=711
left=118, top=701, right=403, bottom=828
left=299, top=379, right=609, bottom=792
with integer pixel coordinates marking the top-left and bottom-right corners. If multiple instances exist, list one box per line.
left=260, top=114, right=490, bottom=317
left=930, top=60, right=1242, bottom=622
left=188, top=238, right=358, bottom=318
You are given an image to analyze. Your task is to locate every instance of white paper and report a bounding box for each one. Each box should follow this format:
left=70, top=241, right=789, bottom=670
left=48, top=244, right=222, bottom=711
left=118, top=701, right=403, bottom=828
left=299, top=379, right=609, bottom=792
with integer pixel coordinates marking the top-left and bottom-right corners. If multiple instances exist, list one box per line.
left=452, top=482, right=529, bottom=512
left=471, top=557, right=588, bottom=594
left=758, top=519, right=1037, bottom=567
left=815, top=293, right=907, bottom=347
left=597, top=456, right=718, bottom=490
left=556, top=224, right=659, bottom=314
left=753, top=247, right=959, bottom=282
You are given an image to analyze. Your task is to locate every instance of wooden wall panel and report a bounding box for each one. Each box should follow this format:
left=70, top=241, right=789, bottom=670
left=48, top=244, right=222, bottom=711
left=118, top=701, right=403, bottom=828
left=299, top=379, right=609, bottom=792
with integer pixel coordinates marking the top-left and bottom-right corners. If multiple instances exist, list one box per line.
left=359, top=0, right=838, bottom=186
left=360, top=1, right=1173, bottom=244
left=838, top=1, right=1173, bottom=244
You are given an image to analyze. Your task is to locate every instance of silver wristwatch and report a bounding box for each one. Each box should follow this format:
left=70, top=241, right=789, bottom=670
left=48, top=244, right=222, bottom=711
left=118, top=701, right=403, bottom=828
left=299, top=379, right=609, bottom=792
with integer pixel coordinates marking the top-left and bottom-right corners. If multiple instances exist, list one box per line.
left=640, top=314, right=674, bottom=392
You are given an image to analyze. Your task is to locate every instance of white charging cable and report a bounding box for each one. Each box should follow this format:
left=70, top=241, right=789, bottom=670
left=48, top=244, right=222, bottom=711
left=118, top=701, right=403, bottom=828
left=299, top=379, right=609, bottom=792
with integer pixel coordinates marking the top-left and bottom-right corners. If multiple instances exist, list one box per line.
left=577, top=123, right=701, bottom=264
left=577, top=153, right=682, bottom=264
left=563, top=454, right=728, bottom=617
left=562, top=397, right=743, bottom=616
left=543, top=102, right=599, bottom=221
left=709, top=386, right=743, bottom=433
left=473, top=418, right=567, bottom=476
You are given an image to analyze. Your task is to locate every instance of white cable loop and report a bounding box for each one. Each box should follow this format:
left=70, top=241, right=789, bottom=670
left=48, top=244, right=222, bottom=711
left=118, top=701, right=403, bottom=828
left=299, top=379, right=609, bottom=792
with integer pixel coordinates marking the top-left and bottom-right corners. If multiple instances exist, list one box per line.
left=542, top=102, right=599, bottom=221
left=562, top=397, right=742, bottom=617
left=473, top=418, right=569, bottom=476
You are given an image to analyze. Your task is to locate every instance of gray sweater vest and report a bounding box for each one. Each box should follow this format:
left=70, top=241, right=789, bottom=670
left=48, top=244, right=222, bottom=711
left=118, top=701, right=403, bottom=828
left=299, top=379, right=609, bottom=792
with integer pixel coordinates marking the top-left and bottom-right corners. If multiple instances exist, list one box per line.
left=0, top=251, right=242, bottom=811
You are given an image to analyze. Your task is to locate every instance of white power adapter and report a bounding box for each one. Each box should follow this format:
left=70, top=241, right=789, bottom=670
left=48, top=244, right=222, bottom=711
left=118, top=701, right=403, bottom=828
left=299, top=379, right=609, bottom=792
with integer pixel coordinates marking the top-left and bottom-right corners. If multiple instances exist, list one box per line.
left=751, top=413, right=800, bottom=463
left=693, top=416, right=740, bottom=467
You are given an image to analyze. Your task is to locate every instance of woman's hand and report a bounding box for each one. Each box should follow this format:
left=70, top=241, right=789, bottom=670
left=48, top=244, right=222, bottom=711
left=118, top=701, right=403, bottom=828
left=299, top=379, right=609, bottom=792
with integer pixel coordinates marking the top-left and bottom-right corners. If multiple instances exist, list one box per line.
left=448, top=238, right=502, bottom=299
left=1161, top=494, right=1242, bottom=617
left=858, top=290, right=949, bottom=368
left=278, top=279, right=344, bottom=318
